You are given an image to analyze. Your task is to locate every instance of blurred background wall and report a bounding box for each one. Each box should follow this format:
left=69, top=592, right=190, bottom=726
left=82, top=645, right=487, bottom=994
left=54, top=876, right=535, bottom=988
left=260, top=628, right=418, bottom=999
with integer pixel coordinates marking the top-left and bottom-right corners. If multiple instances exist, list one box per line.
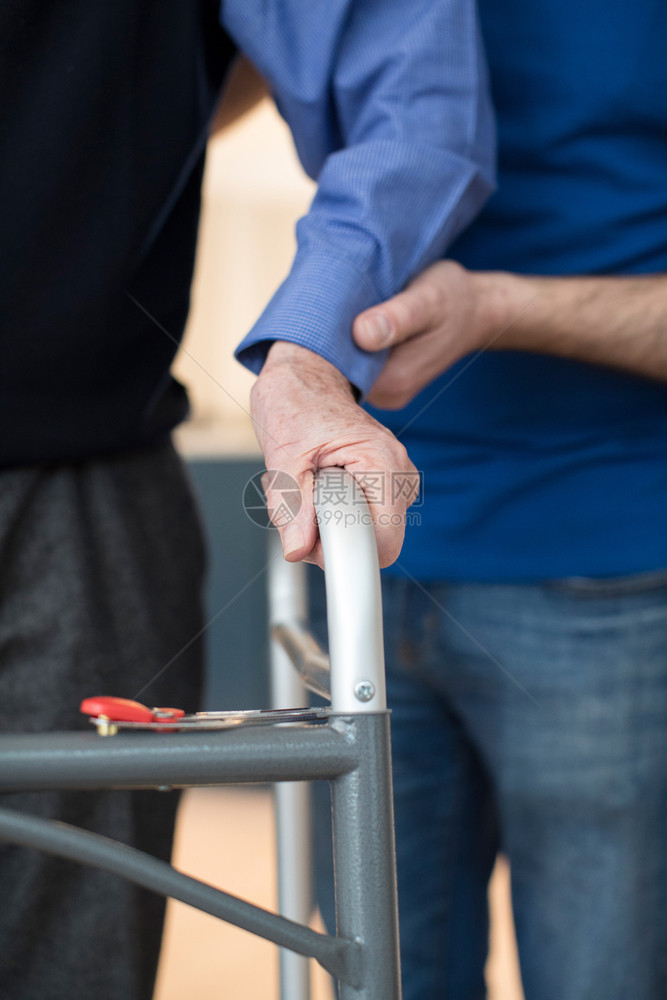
left=173, top=98, right=314, bottom=710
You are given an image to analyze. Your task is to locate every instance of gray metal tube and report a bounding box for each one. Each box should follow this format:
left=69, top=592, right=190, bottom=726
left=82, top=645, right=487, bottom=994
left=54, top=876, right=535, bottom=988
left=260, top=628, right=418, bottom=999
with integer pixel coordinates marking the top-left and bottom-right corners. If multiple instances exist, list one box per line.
left=301, top=470, right=400, bottom=997
left=0, top=807, right=361, bottom=985
left=315, top=469, right=386, bottom=714
left=0, top=728, right=356, bottom=791
left=268, top=533, right=313, bottom=1000
left=273, top=780, right=313, bottom=1000
left=271, top=623, right=331, bottom=701
left=331, top=714, right=402, bottom=1000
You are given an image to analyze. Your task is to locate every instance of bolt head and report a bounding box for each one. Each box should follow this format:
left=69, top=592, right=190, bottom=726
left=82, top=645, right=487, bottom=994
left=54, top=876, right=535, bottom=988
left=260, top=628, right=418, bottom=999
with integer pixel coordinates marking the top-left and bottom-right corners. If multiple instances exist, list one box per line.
left=354, top=680, right=375, bottom=703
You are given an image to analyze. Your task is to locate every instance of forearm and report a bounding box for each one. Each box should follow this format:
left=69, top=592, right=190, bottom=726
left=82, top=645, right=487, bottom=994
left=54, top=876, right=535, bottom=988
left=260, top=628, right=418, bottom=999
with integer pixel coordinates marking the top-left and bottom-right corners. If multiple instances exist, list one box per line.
left=486, top=271, right=667, bottom=380
left=227, top=0, right=494, bottom=394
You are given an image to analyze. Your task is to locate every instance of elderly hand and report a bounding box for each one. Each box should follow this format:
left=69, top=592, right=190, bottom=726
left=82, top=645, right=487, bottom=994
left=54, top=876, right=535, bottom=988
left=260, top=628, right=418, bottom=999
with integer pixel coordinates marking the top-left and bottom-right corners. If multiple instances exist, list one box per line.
left=353, top=260, right=509, bottom=409
left=250, top=341, right=419, bottom=568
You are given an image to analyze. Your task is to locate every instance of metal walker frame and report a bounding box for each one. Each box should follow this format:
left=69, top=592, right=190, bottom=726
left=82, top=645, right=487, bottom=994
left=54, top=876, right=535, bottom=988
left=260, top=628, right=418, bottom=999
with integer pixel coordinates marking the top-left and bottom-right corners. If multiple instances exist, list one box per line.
left=0, top=469, right=402, bottom=1000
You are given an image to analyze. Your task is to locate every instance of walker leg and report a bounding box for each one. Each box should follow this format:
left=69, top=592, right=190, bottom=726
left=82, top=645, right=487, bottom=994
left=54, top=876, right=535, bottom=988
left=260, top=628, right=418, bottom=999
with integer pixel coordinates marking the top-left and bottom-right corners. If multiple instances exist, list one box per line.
left=331, top=714, right=402, bottom=1000
left=269, top=534, right=312, bottom=1000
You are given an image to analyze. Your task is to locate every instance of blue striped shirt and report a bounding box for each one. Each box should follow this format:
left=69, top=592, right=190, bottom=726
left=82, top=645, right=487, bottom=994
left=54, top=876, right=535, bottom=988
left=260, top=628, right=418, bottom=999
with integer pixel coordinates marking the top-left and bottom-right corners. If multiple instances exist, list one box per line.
left=223, top=0, right=495, bottom=391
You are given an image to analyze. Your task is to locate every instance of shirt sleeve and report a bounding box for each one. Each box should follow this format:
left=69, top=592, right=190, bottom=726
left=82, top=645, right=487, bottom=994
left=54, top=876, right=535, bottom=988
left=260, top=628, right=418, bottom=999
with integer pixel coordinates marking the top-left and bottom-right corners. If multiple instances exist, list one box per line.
left=221, top=0, right=495, bottom=395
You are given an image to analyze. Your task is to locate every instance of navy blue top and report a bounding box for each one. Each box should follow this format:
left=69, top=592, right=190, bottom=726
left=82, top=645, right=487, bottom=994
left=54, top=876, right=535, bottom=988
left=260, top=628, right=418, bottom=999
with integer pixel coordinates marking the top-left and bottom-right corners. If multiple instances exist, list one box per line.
left=375, top=0, right=667, bottom=580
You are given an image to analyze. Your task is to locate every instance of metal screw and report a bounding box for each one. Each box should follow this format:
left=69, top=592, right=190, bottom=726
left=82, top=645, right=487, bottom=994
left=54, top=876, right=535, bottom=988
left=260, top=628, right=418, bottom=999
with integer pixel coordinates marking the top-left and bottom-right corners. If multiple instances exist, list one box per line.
left=95, top=715, right=119, bottom=737
left=354, top=680, right=375, bottom=703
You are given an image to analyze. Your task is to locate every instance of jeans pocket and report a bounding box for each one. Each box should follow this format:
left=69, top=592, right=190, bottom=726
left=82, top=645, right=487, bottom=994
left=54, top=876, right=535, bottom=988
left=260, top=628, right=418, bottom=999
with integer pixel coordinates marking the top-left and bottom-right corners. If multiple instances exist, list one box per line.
left=547, top=567, right=667, bottom=598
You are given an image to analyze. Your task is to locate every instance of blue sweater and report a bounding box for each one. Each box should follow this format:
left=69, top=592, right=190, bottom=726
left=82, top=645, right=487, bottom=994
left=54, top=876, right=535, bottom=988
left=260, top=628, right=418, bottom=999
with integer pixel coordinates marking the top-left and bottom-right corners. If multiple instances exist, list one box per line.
left=374, top=0, right=667, bottom=581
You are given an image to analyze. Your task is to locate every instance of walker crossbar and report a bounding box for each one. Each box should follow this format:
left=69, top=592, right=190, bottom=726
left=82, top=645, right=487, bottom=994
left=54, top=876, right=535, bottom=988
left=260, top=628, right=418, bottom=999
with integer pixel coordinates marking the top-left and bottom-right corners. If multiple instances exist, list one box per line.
left=0, top=724, right=356, bottom=791
left=0, top=469, right=402, bottom=1000
left=271, top=621, right=331, bottom=700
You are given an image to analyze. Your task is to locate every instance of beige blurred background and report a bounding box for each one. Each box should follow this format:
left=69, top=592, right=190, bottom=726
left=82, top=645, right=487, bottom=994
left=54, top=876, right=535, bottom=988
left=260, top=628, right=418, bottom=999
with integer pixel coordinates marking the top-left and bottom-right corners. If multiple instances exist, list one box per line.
left=173, top=98, right=314, bottom=458
left=161, top=99, right=523, bottom=1000
left=154, top=787, right=522, bottom=1000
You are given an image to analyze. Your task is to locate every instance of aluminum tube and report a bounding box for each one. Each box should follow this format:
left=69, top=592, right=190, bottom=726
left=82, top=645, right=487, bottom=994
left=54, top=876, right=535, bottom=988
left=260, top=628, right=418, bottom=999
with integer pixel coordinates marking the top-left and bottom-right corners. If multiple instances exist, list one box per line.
left=268, top=529, right=307, bottom=629
left=268, top=532, right=313, bottom=1000
left=314, top=469, right=386, bottom=714
left=271, top=623, right=330, bottom=701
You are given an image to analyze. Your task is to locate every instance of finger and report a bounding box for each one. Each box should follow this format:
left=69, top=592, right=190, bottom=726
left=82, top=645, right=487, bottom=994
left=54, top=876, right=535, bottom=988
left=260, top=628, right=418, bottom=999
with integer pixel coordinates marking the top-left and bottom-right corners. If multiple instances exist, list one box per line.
left=264, top=468, right=318, bottom=562
left=343, top=460, right=419, bottom=568
left=302, top=538, right=325, bottom=570
left=370, top=496, right=408, bottom=569
left=366, top=335, right=440, bottom=410
left=353, top=271, right=445, bottom=352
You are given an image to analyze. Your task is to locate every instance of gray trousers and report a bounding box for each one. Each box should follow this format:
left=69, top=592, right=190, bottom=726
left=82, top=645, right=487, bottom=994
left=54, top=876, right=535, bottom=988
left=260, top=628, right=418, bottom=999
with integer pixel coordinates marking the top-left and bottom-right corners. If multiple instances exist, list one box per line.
left=0, top=442, right=206, bottom=999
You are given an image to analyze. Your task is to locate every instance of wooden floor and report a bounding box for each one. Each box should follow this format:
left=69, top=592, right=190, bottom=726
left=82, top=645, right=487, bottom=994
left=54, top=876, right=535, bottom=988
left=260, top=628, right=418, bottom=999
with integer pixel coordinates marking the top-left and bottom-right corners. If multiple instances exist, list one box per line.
left=154, top=788, right=523, bottom=1000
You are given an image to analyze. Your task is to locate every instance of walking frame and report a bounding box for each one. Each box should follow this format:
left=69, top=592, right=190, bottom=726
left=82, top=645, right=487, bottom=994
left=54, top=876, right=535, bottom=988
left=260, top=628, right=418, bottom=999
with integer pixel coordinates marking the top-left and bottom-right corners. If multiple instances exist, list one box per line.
left=0, top=469, right=402, bottom=1000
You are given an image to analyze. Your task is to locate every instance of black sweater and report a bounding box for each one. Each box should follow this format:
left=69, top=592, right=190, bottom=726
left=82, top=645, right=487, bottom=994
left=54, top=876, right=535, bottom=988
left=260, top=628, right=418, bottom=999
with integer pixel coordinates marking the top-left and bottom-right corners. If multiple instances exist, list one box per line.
left=0, top=0, right=235, bottom=467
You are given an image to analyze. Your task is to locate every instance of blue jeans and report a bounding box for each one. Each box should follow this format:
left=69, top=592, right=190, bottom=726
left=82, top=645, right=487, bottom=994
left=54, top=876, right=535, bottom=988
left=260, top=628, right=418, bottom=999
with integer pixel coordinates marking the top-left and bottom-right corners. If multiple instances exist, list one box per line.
left=309, top=570, right=667, bottom=1000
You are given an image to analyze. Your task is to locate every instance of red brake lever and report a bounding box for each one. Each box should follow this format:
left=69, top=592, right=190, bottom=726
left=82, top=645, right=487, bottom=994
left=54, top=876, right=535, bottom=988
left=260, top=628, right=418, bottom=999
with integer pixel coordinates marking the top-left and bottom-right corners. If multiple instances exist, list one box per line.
left=80, top=696, right=185, bottom=724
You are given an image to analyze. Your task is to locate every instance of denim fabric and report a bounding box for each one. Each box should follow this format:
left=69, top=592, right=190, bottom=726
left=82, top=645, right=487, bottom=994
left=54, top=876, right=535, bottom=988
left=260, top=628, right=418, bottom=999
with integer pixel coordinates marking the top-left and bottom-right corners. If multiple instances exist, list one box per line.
left=309, top=569, right=667, bottom=1000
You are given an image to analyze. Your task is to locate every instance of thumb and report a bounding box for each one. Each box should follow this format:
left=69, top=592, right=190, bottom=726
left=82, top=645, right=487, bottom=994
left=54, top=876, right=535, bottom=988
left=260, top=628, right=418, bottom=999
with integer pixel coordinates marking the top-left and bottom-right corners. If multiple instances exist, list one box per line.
left=354, top=261, right=458, bottom=352
left=353, top=284, right=434, bottom=353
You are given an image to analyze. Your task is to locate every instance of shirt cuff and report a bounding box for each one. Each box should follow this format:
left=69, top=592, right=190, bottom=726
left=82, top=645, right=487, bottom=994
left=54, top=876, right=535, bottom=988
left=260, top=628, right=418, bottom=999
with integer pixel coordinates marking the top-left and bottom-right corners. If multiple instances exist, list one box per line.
left=234, top=248, right=388, bottom=397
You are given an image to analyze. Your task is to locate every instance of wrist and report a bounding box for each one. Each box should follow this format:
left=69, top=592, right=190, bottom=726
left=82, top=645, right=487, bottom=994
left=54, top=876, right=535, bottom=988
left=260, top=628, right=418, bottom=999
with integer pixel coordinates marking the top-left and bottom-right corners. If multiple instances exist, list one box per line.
left=471, top=271, right=543, bottom=351
left=261, top=341, right=355, bottom=398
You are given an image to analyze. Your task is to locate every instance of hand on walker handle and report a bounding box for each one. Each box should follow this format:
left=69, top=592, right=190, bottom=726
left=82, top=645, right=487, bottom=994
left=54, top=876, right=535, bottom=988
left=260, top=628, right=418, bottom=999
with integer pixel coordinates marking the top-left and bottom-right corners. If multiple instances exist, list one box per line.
left=250, top=341, right=419, bottom=569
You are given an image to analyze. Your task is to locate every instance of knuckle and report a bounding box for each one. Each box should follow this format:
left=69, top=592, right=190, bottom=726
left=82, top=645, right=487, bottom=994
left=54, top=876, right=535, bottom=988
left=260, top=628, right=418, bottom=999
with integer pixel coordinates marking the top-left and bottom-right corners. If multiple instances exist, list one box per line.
left=394, top=440, right=410, bottom=466
left=392, top=296, right=418, bottom=331
left=423, top=276, right=447, bottom=315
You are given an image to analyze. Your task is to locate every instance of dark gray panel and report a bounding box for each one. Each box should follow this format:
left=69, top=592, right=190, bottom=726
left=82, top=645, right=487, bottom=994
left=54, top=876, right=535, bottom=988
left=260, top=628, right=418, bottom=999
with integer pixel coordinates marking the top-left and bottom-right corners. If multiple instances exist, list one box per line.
left=188, top=459, right=270, bottom=710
